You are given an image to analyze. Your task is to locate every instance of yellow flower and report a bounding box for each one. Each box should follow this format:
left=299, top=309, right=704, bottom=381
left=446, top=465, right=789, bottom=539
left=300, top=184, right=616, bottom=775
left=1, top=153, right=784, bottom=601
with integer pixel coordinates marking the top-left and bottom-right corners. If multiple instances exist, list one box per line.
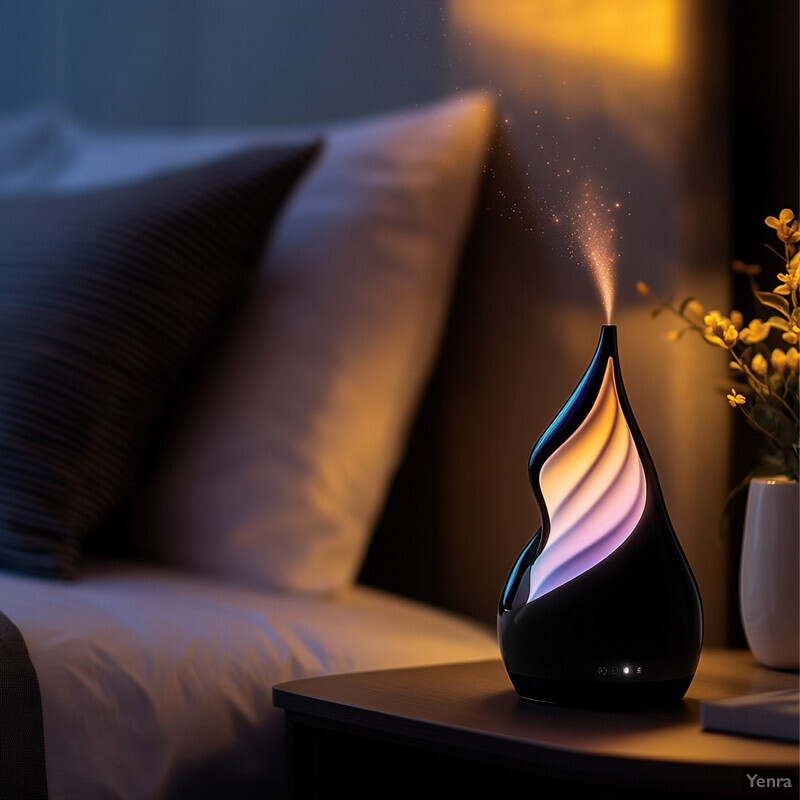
left=739, top=318, right=771, bottom=344
left=703, top=310, right=731, bottom=347
left=686, top=300, right=705, bottom=319
left=704, top=333, right=725, bottom=347
left=727, top=388, right=746, bottom=408
left=775, top=268, right=799, bottom=296
left=730, top=310, right=744, bottom=330
left=751, top=353, right=768, bottom=376
left=723, top=325, right=739, bottom=347
left=787, top=347, right=799, bottom=373
left=771, top=348, right=787, bottom=374
left=774, top=251, right=800, bottom=295
left=782, top=325, right=800, bottom=345
left=765, top=208, right=800, bottom=244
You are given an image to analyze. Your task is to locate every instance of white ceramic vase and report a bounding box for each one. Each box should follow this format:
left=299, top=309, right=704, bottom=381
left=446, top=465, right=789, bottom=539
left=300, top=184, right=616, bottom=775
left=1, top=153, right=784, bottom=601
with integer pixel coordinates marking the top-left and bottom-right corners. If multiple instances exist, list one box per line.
left=739, top=477, right=799, bottom=670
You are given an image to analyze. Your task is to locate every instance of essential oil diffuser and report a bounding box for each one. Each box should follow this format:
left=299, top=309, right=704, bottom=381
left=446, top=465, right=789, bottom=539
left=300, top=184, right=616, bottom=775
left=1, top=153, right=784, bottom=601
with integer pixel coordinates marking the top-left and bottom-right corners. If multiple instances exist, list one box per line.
left=498, top=325, right=703, bottom=706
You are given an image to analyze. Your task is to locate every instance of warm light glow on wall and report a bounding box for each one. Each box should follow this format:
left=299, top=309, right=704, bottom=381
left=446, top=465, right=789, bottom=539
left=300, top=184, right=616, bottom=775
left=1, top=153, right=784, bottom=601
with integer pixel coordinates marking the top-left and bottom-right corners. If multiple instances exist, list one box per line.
left=449, top=0, right=683, bottom=73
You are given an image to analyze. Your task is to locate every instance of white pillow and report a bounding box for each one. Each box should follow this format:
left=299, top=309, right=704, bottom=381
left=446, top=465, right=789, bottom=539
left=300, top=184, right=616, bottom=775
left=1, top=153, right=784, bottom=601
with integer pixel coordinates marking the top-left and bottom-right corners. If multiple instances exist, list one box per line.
left=0, top=93, right=496, bottom=592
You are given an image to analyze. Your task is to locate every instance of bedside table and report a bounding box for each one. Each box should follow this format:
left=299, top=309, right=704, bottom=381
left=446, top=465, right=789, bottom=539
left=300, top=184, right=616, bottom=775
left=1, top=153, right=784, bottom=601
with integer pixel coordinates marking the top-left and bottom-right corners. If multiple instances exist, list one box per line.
left=273, top=649, right=799, bottom=799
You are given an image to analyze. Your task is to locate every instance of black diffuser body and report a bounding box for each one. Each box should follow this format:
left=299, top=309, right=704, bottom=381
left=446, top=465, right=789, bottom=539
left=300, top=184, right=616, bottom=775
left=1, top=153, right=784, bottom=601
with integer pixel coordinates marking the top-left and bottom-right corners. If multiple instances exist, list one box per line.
left=498, top=325, right=703, bottom=706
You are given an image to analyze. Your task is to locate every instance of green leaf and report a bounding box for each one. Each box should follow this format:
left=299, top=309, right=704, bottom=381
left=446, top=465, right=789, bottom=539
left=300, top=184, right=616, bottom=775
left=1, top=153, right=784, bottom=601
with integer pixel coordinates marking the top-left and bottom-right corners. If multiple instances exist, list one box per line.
left=766, top=315, right=790, bottom=331
left=755, top=290, right=790, bottom=317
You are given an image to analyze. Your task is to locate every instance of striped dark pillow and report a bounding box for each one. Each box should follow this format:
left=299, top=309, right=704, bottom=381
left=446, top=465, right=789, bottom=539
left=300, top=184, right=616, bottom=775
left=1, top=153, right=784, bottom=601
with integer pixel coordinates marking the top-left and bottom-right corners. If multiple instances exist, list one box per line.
left=0, top=142, right=319, bottom=578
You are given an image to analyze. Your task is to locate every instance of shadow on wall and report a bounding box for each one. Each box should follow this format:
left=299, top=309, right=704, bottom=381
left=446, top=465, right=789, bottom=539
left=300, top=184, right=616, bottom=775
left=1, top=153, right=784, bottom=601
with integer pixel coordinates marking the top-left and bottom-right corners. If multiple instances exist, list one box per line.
left=363, top=121, right=553, bottom=622
left=0, top=0, right=450, bottom=128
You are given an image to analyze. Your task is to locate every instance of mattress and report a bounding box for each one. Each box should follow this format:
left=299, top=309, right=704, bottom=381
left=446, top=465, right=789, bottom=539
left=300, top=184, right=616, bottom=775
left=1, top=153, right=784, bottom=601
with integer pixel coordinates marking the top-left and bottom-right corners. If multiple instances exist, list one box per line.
left=0, top=561, right=498, bottom=799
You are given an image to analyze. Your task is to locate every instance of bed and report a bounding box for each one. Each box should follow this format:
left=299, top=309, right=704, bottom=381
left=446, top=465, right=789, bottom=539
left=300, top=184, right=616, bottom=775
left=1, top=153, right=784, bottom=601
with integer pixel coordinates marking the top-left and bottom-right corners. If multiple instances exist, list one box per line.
left=0, top=92, right=500, bottom=799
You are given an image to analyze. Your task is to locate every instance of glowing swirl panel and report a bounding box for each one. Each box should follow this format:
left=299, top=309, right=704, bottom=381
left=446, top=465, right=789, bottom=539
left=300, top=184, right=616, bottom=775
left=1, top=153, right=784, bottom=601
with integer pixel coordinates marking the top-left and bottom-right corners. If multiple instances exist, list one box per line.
left=527, top=357, right=646, bottom=603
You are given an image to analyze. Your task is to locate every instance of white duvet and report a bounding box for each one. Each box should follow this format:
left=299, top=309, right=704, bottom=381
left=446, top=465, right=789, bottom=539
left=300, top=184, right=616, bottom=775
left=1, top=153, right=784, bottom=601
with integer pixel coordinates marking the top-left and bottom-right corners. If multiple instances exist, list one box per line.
left=0, top=561, right=498, bottom=799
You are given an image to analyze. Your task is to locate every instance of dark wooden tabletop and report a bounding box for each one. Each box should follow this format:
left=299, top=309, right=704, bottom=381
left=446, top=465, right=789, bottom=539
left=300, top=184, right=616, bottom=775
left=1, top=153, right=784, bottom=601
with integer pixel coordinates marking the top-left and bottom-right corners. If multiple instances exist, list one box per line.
left=274, top=648, right=799, bottom=798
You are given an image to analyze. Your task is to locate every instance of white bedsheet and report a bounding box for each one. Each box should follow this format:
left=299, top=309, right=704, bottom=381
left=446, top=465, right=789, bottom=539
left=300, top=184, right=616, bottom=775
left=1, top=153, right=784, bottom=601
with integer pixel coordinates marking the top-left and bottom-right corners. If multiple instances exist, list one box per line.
left=0, top=561, right=498, bottom=800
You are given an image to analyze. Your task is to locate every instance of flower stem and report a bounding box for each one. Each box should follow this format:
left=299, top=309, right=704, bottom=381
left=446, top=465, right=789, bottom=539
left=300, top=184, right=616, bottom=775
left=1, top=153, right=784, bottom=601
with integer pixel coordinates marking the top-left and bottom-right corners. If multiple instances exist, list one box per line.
left=738, top=405, right=791, bottom=450
left=729, top=347, right=799, bottom=422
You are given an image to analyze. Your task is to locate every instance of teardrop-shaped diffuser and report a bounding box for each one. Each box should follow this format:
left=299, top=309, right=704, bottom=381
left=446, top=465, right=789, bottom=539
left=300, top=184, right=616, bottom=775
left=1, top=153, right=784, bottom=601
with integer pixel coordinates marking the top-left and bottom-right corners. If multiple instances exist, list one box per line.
left=498, top=325, right=703, bottom=706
